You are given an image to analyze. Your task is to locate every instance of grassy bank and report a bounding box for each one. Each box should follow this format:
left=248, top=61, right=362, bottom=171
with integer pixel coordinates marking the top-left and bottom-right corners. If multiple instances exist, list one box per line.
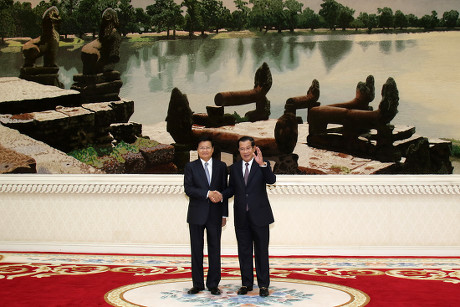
left=2, top=26, right=459, bottom=53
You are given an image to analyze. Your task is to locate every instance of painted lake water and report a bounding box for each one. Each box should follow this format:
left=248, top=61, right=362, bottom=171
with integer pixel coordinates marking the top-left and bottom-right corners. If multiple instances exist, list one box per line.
left=1, top=31, right=459, bottom=140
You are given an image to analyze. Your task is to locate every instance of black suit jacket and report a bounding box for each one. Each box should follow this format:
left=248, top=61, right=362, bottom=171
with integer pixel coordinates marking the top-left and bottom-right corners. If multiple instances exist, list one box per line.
left=224, top=160, right=276, bottom=227
left=184, top=159, right=228, bottom=225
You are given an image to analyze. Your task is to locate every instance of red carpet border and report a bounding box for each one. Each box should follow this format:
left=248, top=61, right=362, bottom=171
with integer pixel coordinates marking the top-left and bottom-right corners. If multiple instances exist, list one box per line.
left=0, top=252, right=459, bottom=306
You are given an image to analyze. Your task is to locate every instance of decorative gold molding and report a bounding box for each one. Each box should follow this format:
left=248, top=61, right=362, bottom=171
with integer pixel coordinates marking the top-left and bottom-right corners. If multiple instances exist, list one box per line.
left=1, top=174, right=460, bottom=195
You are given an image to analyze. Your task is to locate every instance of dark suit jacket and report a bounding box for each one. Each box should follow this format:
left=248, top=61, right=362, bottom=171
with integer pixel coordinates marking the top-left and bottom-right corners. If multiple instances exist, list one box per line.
left=184, top=159, right=228, bottom=225
left=224, top=160, right=276, bottom=227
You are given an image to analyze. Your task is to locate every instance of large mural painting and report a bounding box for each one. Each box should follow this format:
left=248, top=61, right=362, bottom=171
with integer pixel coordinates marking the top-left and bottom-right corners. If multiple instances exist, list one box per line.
left=0, top=0, right=459, bottom=175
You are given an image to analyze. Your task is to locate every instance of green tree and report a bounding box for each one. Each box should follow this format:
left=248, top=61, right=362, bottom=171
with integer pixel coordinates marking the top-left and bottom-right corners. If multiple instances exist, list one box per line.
left=442, top=10, right=459, bottom=28
left=201, top=0, right=229, bottom=34
left=430, top=10, right=439, bottom=28
left=117, top=0, right=136, bottom=36
left=406, top=13, right=418, bottom=27
left=284, top=0, right=302, bottom=32
left=377, top=7, right=393, bottom=29
left=337, top=5, right=354, bottom=30
left=75, top=0, right=117, bottom=37
left=357, top=12, right=377, bottom=33
left=0, top=0, right=13, bottom=9
left=0, top=0, right=15, bottom=43
left=134, top=8, right=151, bottom=33
left=249, top=0, right=269, bottom=32
left=270, top=0, right=285, bottom=33
left=147, top=0, right=182, bottom=38
left=231, top=0, right=249, bottom=30
left=298, top=7, right=320, bottom=30
left=14, top=1, right=40, bottom=37
left=319, top=0, right=341, bottom=30
left=182, top=0, right=202, bottom=38
left=60, top=0, right=81, bottom=38
left=394, top=10, right=407, bottom=29
left=215, top=4, right=231, bottom=33
left=420, top=10, right=439, bottom=29
left=350, top=17, right=363, bottom=31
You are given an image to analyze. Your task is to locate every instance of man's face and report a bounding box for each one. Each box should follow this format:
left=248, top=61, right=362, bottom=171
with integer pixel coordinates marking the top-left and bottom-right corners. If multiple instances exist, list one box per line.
left=197, top=141, right=214, bottom=162
left=238, top=140, right=255, bottom=162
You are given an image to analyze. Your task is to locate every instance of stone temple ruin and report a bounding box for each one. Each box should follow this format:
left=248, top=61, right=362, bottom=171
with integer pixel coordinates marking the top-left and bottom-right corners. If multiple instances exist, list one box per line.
left=0, top=7, right=454, bottom=174
left=166, top=63, right=452, bottom=175
left=0, top=8, right=174, bottom=174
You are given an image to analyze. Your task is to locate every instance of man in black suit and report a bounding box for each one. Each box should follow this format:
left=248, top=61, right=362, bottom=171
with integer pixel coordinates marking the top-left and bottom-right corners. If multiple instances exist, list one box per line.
left=184, top=136, right=228, bottom=295
left=223, top=136, right=276, bottom=297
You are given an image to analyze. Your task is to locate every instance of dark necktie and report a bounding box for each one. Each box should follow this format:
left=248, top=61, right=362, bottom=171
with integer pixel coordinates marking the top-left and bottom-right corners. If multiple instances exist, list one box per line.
left=244, top=162, right=249, bottom=211
left=244, top=162, right=249, bottom=185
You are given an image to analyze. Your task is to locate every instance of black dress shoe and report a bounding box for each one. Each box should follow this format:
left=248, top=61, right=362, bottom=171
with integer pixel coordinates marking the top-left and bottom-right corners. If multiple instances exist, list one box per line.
left=259, top=287, right=269, bottom=297
left=187, top=287, right=204, bottom=294
left=237, top=286, right=253, bottom=295
left=209, top=287, right=221, bottom=295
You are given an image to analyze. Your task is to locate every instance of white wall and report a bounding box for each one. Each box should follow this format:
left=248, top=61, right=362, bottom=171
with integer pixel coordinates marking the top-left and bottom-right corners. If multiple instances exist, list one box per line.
left=1, top=174, right=459, bottom=256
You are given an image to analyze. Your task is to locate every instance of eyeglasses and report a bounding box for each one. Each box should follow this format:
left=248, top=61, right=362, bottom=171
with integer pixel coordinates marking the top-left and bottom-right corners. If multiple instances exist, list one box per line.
left=198, top=146, right=212, bottom=151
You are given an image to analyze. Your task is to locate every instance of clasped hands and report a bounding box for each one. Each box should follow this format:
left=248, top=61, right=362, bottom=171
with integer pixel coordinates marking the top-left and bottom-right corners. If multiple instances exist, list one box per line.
left=209, top=190, right=223, bottom=203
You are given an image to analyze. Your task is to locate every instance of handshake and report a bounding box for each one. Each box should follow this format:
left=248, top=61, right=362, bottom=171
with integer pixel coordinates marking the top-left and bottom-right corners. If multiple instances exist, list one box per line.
left=209, top=191, right=223, bottom=203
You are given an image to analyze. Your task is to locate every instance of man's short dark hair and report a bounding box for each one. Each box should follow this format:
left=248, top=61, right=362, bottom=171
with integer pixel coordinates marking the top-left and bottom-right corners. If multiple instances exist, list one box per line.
left=197, top=136, right=214, bottom=149
left=238, top=136, right=255, bottom=147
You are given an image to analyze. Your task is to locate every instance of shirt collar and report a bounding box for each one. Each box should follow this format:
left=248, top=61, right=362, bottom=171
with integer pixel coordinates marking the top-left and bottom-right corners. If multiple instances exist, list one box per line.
left=200, top=158, right=212, bottom=166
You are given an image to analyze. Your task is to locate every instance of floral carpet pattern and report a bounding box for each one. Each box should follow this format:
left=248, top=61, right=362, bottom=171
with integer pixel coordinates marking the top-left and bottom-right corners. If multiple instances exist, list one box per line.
left=1, top=252, right=460, bottom=306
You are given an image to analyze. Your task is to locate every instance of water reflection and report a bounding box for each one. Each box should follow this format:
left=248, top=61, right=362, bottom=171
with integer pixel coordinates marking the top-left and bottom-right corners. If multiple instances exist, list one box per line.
left=357, top=41, right=377, bottom=52
left=1, top=32, right=459, bottom=140
left=317, top=40, right=353, bottom=72
left=236, top=38, right=246, bottom=74
left=379, top=40, right=392, bottom=54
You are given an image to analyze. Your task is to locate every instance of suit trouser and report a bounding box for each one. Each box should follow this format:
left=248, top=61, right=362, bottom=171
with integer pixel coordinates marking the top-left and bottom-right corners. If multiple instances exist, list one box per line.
left=189, top=222, right=222, bottom=289
left=235, top=212, right=270, bottom=288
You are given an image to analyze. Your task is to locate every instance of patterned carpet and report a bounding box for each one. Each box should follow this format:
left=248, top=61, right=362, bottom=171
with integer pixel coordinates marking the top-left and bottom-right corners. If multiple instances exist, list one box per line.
left=1, top=252, right=459, bottom=306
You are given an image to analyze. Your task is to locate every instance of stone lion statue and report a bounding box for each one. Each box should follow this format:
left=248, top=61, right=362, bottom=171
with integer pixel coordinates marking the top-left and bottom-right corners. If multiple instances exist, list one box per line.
left=81, top=8, right=121, bottom=75
left=22, top=6, right=61, bottom=67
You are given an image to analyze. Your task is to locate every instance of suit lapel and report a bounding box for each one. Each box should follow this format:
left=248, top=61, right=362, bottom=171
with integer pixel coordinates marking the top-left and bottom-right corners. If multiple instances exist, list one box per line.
left=195, top=159, right=209, bottom=187
left=235, top=161, right=244, bottom=185
left=246, top=161, right=258, bottom=186
left=210, top=160, right=219, bottom=187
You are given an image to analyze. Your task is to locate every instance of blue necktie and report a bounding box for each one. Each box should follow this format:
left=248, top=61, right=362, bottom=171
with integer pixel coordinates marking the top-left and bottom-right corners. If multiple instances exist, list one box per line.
left=204, top=162, right=211, bottom=185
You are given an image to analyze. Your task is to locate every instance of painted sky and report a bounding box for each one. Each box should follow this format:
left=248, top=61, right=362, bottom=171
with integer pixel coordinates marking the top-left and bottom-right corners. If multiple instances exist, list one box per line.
left=22, top=0, right=460, bottom=17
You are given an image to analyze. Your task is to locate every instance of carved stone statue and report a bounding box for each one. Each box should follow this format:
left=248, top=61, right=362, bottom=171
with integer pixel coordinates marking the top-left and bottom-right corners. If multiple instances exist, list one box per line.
left=214, top=62, right=272, bottom=122
left=166, top=88, right=194, bottom=144
left=307, top=77, right=399, bottom=161
left=81, top=8, right=121, bottom=75
left=328, top=75, right=375, bottom=110
left=22, top=6, right=61, bottom=68
left=20, top=6, right=63, bottom=87
left=284, top=79, right=320, bottom=116
left=275, top=112, right=298, bottom=154
left=72, top=8, right=123, bottom=103
left=307, top=77, right=398, bottom=135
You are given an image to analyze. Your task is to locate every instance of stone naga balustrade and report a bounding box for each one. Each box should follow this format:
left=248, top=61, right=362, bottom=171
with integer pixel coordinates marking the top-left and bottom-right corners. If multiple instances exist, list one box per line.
left=284, top=79, right=321, bottom=119
left=212, top=62, right=273, bottom=123
left=307, top=77, right=399, bottom=135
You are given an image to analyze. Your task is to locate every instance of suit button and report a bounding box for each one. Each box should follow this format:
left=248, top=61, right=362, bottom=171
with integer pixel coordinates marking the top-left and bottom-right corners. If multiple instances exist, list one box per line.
left=246, top=194, right=248, bottom=197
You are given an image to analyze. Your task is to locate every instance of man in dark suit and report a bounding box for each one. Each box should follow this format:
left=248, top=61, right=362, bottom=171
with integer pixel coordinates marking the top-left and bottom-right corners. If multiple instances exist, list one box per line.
left=184, top=136, right=228, bottom=295
left=223, top=136, right=276, bottom=297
